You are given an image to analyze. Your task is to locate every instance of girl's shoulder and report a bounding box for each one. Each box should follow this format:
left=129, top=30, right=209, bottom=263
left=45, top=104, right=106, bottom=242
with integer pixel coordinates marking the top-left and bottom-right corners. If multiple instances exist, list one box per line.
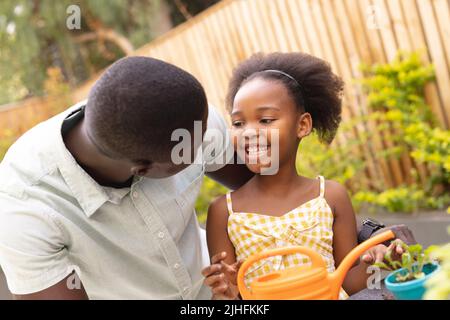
left=208, top=180, right=254, bottom=218
left=321, top=178, right=351, bottom=213
left=208, top=193, right=228, bottom=215
left=206, top=194, right=230, bottom=231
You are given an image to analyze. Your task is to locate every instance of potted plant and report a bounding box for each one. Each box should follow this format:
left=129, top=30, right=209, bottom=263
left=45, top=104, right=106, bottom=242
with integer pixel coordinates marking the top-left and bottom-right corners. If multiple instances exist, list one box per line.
left=375, top=242, right=440, bottom=300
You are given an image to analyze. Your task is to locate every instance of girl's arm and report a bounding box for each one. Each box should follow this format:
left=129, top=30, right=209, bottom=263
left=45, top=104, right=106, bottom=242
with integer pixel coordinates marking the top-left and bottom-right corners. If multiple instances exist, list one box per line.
left=206, top=195, right=237, bottom=266
left=326, top=180, right=373, bottom=295
left=202, top=195, right=240, bottom=299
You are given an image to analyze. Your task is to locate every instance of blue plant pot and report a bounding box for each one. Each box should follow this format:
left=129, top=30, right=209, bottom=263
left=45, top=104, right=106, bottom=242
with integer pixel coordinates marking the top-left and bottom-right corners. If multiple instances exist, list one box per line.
left=385, top=263, right=440, bottom=300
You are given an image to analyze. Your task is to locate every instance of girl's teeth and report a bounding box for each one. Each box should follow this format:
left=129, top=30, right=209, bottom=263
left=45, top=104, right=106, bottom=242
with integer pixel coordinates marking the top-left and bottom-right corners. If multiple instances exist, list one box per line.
left=248, top=146, right=268, bottom=152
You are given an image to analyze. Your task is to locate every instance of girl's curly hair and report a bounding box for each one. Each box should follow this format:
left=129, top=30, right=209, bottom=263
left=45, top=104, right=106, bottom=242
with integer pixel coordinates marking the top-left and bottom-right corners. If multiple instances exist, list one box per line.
left=226, top=52, right=344, bottom=144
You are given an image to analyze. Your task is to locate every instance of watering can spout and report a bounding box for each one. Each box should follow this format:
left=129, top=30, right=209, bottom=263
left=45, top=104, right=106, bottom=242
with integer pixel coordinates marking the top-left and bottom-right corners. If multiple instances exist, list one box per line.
left=329, top=230, right=395, bottom=295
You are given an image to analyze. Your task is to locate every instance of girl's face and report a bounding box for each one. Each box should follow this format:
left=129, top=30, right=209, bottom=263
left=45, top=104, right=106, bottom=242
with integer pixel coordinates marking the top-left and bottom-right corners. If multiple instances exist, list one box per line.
left=231, top=77, right=312, bottom=174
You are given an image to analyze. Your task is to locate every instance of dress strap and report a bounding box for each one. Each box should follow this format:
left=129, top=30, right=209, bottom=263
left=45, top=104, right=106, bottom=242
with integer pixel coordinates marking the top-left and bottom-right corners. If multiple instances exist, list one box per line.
left=318, top=175, right=325, bottom=198
left=225, top=192, right=234, bottom=215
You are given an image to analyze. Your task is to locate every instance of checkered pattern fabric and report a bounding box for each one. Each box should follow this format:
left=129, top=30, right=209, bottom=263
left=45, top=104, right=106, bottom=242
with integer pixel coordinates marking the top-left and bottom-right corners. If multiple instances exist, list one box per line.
left=227, top=176, right=348, bottom=300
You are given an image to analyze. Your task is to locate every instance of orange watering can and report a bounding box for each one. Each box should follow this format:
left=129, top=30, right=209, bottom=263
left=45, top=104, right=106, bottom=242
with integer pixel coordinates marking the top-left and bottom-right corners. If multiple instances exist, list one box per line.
left=237, top=230, right=395, bottom=300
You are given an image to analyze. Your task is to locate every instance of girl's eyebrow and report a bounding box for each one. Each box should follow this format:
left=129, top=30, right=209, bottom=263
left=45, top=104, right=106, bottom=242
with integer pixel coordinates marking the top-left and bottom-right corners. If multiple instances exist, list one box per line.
left=256, top=106, right=281, bottom=112
left=231, top=105, right=280, bottom=116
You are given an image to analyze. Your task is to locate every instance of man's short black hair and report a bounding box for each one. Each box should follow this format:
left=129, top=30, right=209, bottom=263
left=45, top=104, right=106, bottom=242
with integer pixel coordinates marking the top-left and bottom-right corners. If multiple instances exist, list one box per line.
left=85, top=56, right=208, bottom=161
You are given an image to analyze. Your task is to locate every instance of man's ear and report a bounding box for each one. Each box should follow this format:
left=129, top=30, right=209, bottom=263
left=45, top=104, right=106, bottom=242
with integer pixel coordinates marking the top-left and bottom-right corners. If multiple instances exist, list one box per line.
left=131, top=161, right=152, bottom=176
left=297, top=112, right=312, bottom=139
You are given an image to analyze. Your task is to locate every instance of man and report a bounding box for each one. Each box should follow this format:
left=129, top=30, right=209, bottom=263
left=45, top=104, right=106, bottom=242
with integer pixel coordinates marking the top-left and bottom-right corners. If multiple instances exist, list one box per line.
left=0, top=57, right=414, bottom=299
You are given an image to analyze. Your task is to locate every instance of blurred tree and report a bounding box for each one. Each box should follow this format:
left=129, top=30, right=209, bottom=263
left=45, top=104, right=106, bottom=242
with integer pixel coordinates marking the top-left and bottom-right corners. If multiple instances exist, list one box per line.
left=167, top=0, right=220, bottom=24
left=0, top=0, right=219, bottom=105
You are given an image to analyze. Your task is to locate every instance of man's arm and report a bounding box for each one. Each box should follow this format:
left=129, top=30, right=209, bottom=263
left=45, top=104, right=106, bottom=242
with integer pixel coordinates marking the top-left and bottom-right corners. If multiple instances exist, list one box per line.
left=356, top=216, right=417, bottom=245
left=0, top=194, right=86, bottom=300
left=13, top=272, right=88, bottom=300
left=206, top=152, right=254, bottom=190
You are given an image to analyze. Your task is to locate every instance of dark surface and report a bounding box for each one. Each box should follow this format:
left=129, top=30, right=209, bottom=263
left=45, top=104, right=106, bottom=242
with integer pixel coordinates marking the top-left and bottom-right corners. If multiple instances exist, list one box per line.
left=348, top=282, right=395, bottom=300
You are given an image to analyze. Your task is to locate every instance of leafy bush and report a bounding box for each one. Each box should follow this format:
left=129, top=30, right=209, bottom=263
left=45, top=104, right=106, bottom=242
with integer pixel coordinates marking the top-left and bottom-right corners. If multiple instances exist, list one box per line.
left=425, top=226, right=450, bottom=299
left=354, top=52, right=449, bottom=212
left=353, top=186, right=450, bottom=213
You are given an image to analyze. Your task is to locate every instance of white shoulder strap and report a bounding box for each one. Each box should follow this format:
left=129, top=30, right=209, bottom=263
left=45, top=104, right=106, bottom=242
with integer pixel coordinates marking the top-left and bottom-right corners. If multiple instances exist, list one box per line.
left=318, top=175, right=325, bottom=198
left=225, top=192, right=234, bottom=215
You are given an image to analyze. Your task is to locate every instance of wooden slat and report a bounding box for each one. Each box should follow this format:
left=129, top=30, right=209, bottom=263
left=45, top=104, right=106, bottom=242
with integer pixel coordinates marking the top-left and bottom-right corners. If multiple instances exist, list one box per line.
left=200, top=17, right=228, bottom=107
left=268, top=0, right=290, bottom=52
left=286, top=0, right=313, bottom=53
left=298, top=0, right=325, bottom=58
left=253, top=0, right=279, bottom=52
left=433, top=0, right=450, bottom=68
left=238, top=0, right=263, bottom=53
left=360, top=0, right=387, bottom=63
left=387, top=0, right=412, bottom=51
left=326, top=0, right=385, bottom=188
left=401, top=0, right=447, bottom=129
left=373, top=0, right=399, bottom=61
left=344, top=0, right=388, bottom=188
left=247, top=0, right=272, bottom=52
left=275, top=0, right=301, bottom=52
left=323, top=0, right=381, bottom=182
left=344, top=0, right=375, bottom=64
left=418, top=0, right=450, bottom=127
left=308, top=0, right=366, bottom=188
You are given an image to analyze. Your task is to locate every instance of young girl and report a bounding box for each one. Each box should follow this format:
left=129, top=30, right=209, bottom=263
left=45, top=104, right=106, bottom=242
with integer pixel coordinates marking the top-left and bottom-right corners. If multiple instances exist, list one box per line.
left=201, top=52, right=403, bottom=300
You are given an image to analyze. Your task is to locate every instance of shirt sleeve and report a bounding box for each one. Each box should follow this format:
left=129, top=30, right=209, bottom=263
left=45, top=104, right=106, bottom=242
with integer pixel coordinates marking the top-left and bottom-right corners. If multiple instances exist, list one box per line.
left=0, top=192, right=73, bottom=295
left=203, top=104, right=235, bottom=173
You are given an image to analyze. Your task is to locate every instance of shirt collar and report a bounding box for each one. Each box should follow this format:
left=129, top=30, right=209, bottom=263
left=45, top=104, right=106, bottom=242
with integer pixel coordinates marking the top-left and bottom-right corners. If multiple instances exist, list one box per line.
left=54, top=100, right=132, bottom=218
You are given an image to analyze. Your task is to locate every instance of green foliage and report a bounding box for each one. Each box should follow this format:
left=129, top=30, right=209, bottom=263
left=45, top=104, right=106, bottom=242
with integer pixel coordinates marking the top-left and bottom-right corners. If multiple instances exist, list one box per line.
left=425, top=226, right=450, bottom=300
left=0, top=0, right=221, bottom=105
left=195, top=176, right=228, bottom=225
left=295, top=51, right=449, bottom=213
left=296, top=129, right=366, bottom=188
left=355, top=52, right=449, bottom=212
left=360, top=52, right=449, bottom=186
left=374, top=242, right=436, bottom=283
left=353, top=186, right=450, bottom=213
left=0, top=0, right=163, bottom=105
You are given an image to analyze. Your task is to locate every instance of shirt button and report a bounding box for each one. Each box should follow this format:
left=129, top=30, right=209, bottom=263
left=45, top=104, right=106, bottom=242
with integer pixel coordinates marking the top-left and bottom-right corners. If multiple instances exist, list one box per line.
left=132, top=191, right=139, bottom=199
left=183, top=287, right=189, bottom=293
left=158, top=232, right=165, bottom=239
left=173, top=263, right=180, bottom=269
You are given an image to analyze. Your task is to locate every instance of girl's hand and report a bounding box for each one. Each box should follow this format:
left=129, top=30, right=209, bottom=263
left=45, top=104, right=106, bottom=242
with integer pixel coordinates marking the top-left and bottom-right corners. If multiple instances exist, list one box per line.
left=361, top=239, right=406, bottom=265
left=201, top=252, right=243, bottom=300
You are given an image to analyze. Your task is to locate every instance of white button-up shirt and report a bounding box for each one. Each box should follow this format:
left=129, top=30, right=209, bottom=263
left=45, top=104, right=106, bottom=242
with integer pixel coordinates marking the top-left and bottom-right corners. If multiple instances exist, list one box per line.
left=0, top=101, right=232, bottom=299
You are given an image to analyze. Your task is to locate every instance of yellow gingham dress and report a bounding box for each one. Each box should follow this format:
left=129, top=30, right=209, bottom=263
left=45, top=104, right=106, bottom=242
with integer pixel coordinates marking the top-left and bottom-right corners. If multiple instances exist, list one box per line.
left=227, top=175, right=348, bottom=300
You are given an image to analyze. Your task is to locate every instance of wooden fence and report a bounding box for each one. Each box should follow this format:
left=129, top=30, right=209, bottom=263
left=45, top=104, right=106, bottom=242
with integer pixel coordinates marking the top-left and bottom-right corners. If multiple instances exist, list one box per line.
left=1, top=0, right=449, bottom=191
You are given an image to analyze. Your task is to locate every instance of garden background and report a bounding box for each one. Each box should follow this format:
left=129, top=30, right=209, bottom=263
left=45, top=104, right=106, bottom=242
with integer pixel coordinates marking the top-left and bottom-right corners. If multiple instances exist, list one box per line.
left=0, top=0, right=449, bottom=299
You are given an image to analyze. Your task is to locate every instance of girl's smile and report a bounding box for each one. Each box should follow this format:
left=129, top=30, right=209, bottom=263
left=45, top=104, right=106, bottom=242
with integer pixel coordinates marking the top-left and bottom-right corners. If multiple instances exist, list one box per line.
left=245, top=141, right=271, bottom=164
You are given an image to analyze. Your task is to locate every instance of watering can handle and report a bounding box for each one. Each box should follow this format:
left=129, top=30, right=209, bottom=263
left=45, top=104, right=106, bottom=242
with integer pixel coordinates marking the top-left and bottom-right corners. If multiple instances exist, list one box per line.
left=237, top=246, right=327, bottom=300
left=327, top=229, right=396, bottom=297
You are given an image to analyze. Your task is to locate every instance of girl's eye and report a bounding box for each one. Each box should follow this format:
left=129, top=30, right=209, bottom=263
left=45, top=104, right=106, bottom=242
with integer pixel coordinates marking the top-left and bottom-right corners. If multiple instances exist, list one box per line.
left=260, top=119, right=275, bottom=125
left=232, top=121, right=244, bottom=127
